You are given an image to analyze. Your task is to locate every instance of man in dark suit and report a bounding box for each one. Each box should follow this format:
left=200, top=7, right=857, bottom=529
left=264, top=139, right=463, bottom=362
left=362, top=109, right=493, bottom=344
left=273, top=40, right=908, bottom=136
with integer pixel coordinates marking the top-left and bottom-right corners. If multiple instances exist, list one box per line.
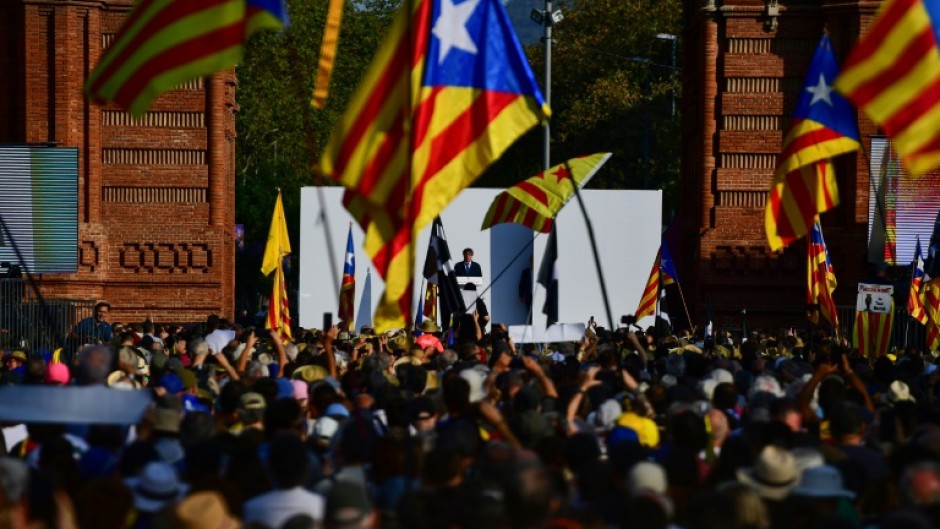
left=455, top=248, right=482, bottom=278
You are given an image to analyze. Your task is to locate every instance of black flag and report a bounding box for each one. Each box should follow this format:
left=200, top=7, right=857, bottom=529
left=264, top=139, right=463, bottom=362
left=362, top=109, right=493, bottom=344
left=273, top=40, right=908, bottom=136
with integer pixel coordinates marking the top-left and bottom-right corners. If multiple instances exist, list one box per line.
left=925, top=209, right=940, bottom=279
left=538, top=226, right=558, bottom=325
left=422, top=217, right=466, bottom=330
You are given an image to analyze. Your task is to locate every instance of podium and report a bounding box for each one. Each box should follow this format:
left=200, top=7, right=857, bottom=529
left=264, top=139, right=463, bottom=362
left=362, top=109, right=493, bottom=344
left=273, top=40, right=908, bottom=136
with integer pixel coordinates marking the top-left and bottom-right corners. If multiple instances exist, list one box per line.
left=457, top=277, right=483, bottom=313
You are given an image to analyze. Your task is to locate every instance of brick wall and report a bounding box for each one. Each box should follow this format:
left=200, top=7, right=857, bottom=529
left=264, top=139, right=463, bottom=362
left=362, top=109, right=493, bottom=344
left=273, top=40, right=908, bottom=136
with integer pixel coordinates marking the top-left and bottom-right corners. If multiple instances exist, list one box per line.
left=680, top=0, right=881, bottom=330
left=10, top=0, right=236, bottom=324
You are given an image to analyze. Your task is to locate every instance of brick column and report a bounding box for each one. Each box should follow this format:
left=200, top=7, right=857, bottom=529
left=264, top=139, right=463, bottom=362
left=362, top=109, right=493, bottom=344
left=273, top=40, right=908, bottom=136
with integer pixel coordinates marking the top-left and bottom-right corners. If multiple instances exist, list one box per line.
left=701, top=9, right=718, bottom=233
left=84, top=7, right=101, bottom=224
left=207, top=73, right=225, bottom=227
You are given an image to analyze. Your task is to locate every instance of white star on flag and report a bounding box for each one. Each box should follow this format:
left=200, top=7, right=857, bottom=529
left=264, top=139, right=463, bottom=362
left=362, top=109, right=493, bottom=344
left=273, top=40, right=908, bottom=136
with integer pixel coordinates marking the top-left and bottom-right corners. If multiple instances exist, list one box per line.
left=432, top=0, right=481, bottom=64
left=806, top=73, right=834, bottom=107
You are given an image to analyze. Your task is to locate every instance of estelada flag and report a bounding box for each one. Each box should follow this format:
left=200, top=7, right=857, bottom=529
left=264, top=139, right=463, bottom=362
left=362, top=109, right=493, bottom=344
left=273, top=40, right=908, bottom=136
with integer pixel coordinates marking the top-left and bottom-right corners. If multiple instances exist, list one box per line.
left=765, top=34, right=860, bottom=251
left=86, top=0, right=288, bottom=116
left=909, top=237, right=928, bottom=325
left=807, top=219, right=839, bottom=327
left=338, top=226, right=356, bottom=326
left=836, top=0, right=940, bottom=176
left=318, top=0, right=549, bottom=331
left=481, top=153, right=611, bottom=233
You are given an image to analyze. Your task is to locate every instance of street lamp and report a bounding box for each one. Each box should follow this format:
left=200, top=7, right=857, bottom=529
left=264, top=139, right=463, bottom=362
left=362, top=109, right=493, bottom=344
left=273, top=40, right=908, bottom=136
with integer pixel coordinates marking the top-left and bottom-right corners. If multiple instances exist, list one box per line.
left=531, top=2, right=563, bottom=173
left=655, top=33, right=678, bottom=119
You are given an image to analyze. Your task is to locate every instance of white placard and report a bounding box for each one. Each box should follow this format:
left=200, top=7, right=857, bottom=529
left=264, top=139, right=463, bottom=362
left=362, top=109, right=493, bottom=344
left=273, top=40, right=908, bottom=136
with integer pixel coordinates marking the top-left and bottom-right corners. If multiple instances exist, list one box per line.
left=509, top=323, right=587, bottom=343
left=856, top=283, right=894, bottom=314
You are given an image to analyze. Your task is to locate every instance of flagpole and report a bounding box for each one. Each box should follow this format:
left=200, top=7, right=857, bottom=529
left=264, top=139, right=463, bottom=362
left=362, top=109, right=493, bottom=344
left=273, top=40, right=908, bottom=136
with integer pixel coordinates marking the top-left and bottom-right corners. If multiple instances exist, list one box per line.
left=567, top=162, right=614, bottom=330
left=674, top=280, right=694, bottom=332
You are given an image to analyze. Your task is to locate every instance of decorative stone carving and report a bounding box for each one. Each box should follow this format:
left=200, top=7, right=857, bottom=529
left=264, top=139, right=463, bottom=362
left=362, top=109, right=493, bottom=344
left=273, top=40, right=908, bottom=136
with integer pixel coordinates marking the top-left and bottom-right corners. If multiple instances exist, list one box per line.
left=119, top=243, right=212, bottom=274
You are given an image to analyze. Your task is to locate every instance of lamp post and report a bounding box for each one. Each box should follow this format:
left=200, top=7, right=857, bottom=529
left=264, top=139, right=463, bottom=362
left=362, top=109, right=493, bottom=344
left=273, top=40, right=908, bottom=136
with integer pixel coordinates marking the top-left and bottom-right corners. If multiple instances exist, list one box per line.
left=655, top=33, right=678, bottom=119
left=531, top=2, right=563, bottom=172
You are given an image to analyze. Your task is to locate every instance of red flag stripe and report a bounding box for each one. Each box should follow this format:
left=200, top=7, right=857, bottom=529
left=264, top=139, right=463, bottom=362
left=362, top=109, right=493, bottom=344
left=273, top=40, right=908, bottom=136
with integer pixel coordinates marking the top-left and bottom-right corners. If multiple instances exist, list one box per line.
left=848, top=27, right=937, bottom=107
left=779, top=127, right=847, bottom=162
left=113, top=23, right=245, bottom=105
left=515, top=181, right=550, bottom=207
left=331, top=3, right=430, bottom=180
left=89, top=0, right=234, bottom=94
left=843, top=0, right=920, bottom=71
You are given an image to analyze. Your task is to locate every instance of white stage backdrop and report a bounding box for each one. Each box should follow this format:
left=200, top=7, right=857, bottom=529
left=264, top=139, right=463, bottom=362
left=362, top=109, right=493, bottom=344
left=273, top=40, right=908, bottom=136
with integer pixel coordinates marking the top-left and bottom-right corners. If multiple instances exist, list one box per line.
left=299, top=187, right=661, bottom=331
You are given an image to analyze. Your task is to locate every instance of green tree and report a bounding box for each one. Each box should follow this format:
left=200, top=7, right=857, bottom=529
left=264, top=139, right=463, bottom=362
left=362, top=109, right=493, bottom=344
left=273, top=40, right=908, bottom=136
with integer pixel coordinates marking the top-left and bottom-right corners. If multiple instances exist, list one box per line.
left=480, top=0, right=682, bottom=221
left=235, top=0, right=398, bottom=306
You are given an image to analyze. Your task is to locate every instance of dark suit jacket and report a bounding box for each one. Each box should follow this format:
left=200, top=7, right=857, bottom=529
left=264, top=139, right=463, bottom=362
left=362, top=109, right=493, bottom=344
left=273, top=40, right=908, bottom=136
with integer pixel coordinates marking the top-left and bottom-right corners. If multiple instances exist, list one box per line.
left=455, top=260, right=482, bottom=277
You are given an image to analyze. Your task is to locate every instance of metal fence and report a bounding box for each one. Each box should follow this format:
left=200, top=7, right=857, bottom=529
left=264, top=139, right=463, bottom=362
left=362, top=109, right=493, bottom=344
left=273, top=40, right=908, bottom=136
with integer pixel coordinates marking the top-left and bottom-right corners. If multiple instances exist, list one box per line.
left=836, top=304, right=928, bottom=351
left=0, top=279, right=96, bottom=350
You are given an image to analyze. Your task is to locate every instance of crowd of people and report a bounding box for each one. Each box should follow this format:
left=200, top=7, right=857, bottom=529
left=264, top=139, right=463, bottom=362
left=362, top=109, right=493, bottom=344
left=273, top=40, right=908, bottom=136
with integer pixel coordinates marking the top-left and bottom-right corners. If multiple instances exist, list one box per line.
left=0, top=309, right=939, bottom=529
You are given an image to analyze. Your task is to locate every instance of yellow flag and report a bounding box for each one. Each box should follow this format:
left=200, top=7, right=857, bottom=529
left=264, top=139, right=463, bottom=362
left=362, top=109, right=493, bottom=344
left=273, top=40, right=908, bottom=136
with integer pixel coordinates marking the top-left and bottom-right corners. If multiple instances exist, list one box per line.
left=261, top=191, right=291, bottom=277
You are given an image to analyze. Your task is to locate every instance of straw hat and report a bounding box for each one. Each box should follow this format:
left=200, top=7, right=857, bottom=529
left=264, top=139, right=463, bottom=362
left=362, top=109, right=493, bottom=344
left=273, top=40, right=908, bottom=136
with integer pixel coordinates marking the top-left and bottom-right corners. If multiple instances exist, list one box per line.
left=887, top=380, right=916, bottom=404
left=174, top=491, right=241, bottom=529
left=736, top=445, right=799, bottom=500
left=416, top=319, right=440, bottom=334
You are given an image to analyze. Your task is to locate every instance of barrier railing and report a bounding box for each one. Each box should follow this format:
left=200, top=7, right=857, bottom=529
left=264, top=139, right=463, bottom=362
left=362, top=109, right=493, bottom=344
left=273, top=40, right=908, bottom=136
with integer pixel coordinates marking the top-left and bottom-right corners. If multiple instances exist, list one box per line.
left=0, top=279, right=96, bottom=351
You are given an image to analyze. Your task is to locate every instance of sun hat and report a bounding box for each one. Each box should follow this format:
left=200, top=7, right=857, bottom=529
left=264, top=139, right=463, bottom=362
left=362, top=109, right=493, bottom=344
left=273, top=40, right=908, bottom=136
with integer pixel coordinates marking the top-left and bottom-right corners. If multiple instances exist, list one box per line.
left=174, top=491, right=241, bottom=529
left=736, top=445, right=799, bottom=500
left=107, top=371, right=141, bottom=389
left=292, top=365, right=328, bottom=384
left=256, top=353, right=274, bottom=366
left=791, top=465, right=855, bottom=499
left=7, top=350, right=26, bottom=363
left=239, top=392, right=266, bottom=412
left=416, top=319, right=440, bottom=334
left=888, top=380, right=916, bottom=404
left=125, top=461, right=188, bottom=513
left=626, top=461, right=668, bottom=496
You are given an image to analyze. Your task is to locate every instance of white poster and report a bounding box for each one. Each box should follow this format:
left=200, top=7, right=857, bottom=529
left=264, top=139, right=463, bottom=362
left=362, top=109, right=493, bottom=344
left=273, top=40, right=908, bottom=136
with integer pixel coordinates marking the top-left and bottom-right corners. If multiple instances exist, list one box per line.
left=856, top=283, right=894, bottom=314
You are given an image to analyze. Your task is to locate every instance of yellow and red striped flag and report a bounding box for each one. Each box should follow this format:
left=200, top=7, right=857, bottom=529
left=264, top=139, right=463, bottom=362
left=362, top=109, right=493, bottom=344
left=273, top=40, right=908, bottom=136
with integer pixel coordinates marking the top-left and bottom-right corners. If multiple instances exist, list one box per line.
left=853, top=305, right=894, bottom=359
left=807, top=219, right=839, bottom=327
left=923, top=279, right=940, bottom=350
left=262, top=191, right=292, bottom=342
left=86, top=0, right=288, bottom=116
left=635, top=250, right=660, bottom=319
left=835, top=0, right=940, bottom=176
left=481, top=153, right=611, bottom=233
left=766, top=35, right=860, bottom=251
left=318, top=0, right=549, bottom=331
